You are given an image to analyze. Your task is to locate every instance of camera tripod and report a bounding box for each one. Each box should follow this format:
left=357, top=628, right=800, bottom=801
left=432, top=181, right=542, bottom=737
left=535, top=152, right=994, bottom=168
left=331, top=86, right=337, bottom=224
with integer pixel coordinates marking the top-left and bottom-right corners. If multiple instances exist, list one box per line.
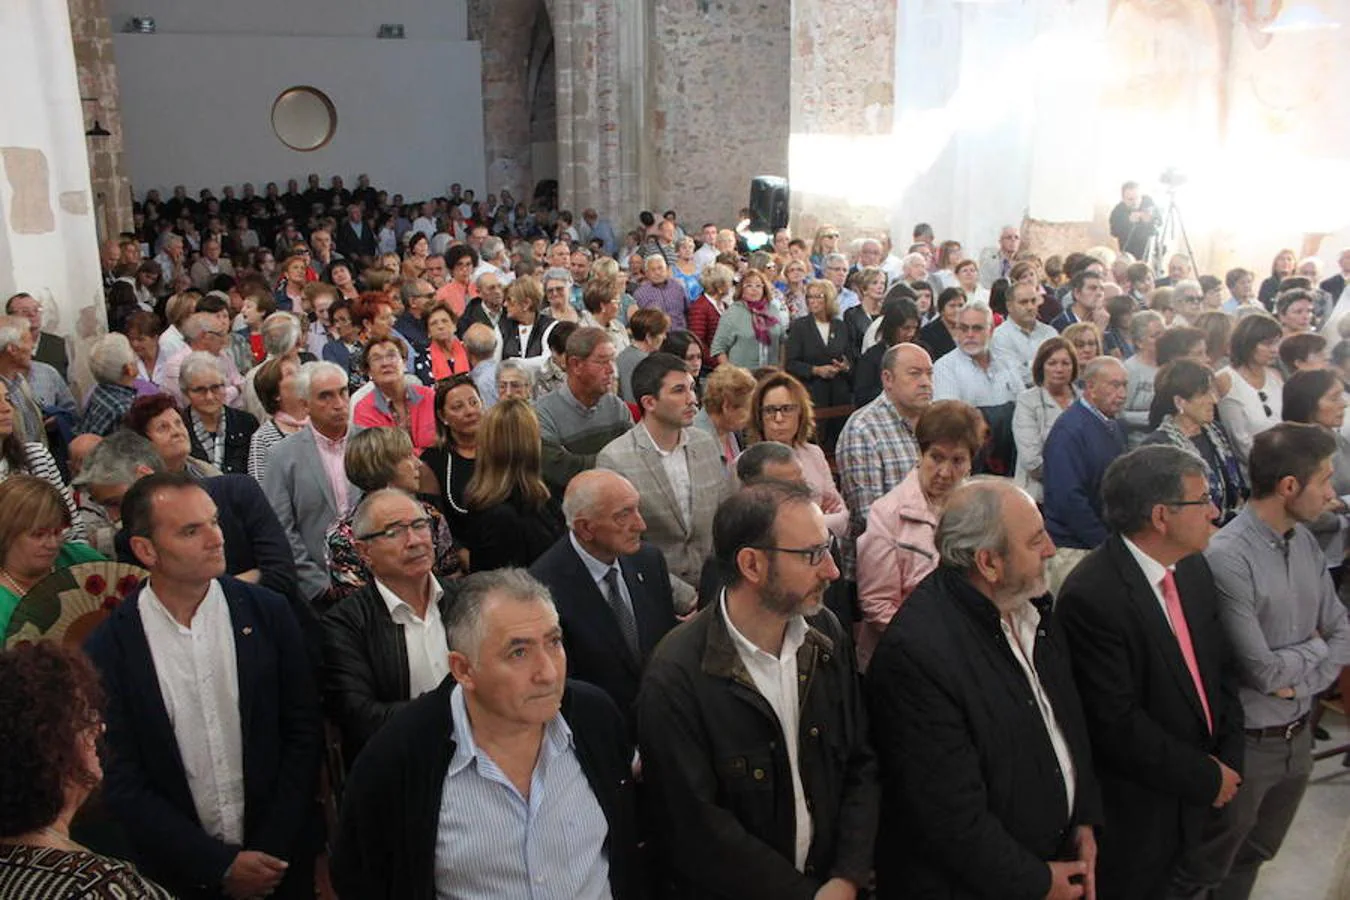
left=1148, top=188, right=1197, bottom=276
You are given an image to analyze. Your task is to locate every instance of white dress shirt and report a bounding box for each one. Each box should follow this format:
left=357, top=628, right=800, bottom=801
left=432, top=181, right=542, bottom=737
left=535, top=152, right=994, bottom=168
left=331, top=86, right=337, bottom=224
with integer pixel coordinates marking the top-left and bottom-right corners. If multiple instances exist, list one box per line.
left=1121, top=535, right=1176, bottom=630
left=1000, top=602, right=1077, bottom=816
left=638, top=422, right=692, bottom=528
left=138, top=579, right=245, bottom=844
left=720, top=593, right=813, bottom=870
left=374, top=575, right=450, bottom=698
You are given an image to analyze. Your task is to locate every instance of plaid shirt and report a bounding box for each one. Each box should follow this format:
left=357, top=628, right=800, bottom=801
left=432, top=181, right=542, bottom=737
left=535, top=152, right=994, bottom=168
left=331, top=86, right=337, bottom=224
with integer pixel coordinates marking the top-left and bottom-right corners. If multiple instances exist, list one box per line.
left=836, top=393, right=919, bottom=579
left=78, top=382, right=138, bottom=436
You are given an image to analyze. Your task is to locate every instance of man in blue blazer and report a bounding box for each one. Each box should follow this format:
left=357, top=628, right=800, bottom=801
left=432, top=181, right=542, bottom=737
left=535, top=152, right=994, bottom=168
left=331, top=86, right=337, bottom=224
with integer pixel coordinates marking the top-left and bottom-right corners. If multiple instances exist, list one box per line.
left=86, top=472, right=322, bottom=900
left=530, top=469, right=678, bottom=731
left=1042, top=355, right=1129, bottom=593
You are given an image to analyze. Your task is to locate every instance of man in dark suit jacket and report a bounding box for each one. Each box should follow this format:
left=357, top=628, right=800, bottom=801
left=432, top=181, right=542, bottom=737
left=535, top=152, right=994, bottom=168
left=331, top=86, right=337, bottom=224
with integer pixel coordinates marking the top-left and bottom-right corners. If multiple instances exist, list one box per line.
left=336, top=204, right=378, bottom=262
left=331, top=569, right=644, bottom=900
left=322, top=488, right=459, bottom=764
left=1321, top=248, right=1350, bottom=304
left=530, top=470, right=677, bottom=729
left=1057, top=446, right=1244, bottom=900
left=85, top=472, right=322, bottom=900
left=867, top=479, right=1101, bottom=899
left=456, top=271, right=509, bottom=339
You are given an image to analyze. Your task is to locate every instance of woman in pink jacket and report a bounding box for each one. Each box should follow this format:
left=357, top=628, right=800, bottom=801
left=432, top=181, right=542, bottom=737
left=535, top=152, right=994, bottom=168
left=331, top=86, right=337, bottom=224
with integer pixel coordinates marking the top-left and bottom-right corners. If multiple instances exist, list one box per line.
left=855, top=400, right=985, bottom=670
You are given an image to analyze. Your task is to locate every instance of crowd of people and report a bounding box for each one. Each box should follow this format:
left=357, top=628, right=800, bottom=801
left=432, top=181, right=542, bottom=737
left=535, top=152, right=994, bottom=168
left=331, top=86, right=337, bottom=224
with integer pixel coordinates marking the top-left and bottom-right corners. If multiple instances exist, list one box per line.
left=1, top=172, right=1350, bottom=899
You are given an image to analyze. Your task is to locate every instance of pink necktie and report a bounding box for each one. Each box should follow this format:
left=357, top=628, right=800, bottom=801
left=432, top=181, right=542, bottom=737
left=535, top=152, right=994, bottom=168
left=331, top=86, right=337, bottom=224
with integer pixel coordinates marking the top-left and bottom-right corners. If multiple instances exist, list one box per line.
left=1161, top=571, right=1213, bottom=733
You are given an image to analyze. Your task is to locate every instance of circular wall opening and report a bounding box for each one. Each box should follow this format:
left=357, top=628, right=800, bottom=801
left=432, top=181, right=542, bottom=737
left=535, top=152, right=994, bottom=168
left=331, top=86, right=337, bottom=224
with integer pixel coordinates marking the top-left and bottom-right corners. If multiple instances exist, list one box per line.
left=270, top=86, right=337, bottom=152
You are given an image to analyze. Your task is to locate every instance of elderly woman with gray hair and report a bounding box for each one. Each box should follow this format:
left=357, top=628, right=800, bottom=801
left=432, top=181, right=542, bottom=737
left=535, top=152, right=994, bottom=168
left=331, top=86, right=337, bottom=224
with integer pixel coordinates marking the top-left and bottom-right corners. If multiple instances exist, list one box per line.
left=180, top=350, right=259, bottom=475
left=543, top=267, right=580, bottom=324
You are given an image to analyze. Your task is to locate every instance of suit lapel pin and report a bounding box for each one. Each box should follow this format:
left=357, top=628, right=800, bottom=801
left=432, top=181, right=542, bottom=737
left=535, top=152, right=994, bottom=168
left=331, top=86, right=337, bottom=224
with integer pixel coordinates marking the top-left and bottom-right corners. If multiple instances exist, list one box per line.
left=637, top=572, right=644, bottom=583
left=241, top=626, right=253, bottom=636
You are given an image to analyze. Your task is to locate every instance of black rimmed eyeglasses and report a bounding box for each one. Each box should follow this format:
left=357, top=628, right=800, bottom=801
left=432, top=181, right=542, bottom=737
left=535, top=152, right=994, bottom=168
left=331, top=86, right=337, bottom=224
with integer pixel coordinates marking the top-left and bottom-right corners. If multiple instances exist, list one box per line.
left=751, top=536, right=837, bottom=567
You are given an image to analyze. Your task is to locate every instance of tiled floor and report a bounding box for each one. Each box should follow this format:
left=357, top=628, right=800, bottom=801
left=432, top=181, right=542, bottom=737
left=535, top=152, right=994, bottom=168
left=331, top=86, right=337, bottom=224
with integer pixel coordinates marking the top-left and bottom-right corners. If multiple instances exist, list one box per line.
left=1254, top=713, right=1350, bottom=899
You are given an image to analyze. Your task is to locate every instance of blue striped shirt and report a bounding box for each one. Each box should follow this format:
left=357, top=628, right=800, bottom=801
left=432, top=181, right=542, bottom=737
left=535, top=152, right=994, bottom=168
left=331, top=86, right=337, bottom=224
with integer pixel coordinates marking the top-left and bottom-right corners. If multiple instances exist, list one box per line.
left=434, top=684, right=612, bottom=899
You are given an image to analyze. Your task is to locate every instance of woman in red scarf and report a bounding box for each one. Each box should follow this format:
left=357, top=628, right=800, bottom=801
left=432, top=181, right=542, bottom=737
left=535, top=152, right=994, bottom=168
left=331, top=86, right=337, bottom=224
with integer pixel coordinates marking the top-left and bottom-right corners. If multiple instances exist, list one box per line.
left=416, top=303, right=470, bottom=384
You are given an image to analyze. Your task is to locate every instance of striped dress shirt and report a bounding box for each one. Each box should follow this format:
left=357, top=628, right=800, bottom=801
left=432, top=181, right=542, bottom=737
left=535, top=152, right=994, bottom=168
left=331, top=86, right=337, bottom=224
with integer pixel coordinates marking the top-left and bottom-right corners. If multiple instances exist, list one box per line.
left=434, top=684, right=611, bottom=899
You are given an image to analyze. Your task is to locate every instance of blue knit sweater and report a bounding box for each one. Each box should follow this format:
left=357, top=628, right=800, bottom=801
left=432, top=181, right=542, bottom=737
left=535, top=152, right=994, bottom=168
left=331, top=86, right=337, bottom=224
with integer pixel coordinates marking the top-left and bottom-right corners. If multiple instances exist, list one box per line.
left=1043, top=400, right=1126, bottom=549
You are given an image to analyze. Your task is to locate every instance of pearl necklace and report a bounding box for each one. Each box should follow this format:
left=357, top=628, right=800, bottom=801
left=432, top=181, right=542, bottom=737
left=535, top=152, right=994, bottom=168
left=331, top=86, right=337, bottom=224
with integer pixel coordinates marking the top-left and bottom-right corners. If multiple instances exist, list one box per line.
left=0, top=566, right=47, bottom=597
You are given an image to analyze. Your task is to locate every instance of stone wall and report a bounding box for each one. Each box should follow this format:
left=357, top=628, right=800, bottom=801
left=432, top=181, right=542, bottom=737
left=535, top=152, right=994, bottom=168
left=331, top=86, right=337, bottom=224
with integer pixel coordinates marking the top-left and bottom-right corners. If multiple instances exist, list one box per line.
left=789, top=0, right=896, bottom=244
left=67, top=0, right=131, bottom=239
left=646, top=0, right=791, bottom=230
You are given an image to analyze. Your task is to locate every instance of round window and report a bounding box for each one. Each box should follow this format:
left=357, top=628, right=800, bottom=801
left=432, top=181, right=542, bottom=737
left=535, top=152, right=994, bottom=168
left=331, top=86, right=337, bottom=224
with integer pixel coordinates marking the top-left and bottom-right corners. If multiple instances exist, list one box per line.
left=270, top=86, right=337, bottom=152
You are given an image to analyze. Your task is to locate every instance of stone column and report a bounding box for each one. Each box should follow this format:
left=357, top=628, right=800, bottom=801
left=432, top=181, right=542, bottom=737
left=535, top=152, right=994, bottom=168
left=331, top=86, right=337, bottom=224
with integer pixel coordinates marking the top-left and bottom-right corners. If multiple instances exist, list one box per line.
left=469, top=0, right=536, bottom=202
left=67, top=0, right=132, bottom=240
left=550, top=0, right=601, bottom=214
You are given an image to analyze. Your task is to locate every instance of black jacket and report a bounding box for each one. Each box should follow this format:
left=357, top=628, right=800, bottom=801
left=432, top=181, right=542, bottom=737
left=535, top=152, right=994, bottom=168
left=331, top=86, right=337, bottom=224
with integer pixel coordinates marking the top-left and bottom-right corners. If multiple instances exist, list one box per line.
left=919, top=317, right=957, bottom=361
left=84, top=578, right=322, bottom=900
left=866, top=566, right=1102, bottom=899
left=1056, top=537, right=1244, bottom=900
left=336, top=220, right=377, bottom=261
left=320, top=577, right=458, bottom=764
left=636, top=601, right=879, bottom=899
left=1322, top=273, right=1347, bottom=302
left=500, top=313, right=554, bottom=359
left=330, top=678, right=645, bottom=900
left=455, top=297, right=504, bottom=338
left=463, top=491, right=565, bottom=571
left=529, top=536, right=678, bottom=731
left=785, top=315, right=854, bottom=409
left=852, top=341, right=886, bottom=408
left=113, top=475, right=305, bottom=649
left=185, top=406, right=258, bottom=476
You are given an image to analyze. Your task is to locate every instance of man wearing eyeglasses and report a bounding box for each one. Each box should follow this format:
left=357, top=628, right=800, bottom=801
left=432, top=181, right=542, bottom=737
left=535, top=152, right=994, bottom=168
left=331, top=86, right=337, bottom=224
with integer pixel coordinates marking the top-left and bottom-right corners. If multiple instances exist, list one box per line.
left=161, top=311, right=242, bottom=408
left=321, top=488, right=455, bottom=763
left=637, top=480, right=878, bottom=900
left=1058, top=445, right=1246, bottom=900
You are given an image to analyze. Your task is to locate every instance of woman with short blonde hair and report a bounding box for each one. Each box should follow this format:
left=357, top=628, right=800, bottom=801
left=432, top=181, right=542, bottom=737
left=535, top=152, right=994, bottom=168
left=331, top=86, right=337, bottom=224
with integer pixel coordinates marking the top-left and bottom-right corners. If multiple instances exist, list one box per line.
left=695, top=363, right=756, bottom=469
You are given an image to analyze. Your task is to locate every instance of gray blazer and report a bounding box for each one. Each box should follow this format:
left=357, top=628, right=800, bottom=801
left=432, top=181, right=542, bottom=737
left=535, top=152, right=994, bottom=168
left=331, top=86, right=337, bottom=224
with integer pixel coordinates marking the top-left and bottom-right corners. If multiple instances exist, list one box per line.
left=596, top=423, right=731, bottom=612
left=263, top=428, right=363, bottom=602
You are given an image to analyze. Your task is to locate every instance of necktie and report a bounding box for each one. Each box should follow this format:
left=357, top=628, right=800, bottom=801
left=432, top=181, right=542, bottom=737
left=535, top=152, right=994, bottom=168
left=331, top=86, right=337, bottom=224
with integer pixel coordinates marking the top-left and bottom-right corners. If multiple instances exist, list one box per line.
left=603, top=567, right=640, bottom=660
left=1161, top=571, right=1213, bottom=733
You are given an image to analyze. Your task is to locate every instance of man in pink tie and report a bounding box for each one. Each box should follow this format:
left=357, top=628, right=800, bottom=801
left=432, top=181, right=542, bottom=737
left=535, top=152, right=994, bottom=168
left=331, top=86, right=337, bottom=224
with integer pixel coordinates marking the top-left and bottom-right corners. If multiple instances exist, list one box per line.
left=1057, top=445, right=1245, bottom=900
left=1176, top=423, right=1350, bottom=898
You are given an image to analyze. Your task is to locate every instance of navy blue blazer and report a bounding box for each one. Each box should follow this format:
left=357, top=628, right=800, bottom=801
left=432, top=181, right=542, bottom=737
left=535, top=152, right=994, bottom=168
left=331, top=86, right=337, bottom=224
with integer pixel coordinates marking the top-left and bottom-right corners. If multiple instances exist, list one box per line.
left=84, top=577, right=323, bottom=900
left=529, top=536, right=677, bottom=729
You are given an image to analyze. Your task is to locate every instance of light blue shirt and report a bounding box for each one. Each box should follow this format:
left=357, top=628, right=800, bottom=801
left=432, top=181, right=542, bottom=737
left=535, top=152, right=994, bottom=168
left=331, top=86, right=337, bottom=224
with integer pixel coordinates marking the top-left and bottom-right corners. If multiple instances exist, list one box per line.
left=989, top=318, right=1058, bottom=388
left=471, top=360, right=499, bottom=408
left=434, top=684, right=612, bottom=900
left=931, top=348, right=1024, bottom=408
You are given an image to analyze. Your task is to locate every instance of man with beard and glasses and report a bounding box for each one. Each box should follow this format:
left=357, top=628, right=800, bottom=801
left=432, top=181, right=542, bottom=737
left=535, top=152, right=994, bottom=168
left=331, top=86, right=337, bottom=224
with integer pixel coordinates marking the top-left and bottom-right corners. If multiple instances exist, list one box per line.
left=636, top=481, right=879, bottom=900
left=866, top=478, right=1100, bottom=900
